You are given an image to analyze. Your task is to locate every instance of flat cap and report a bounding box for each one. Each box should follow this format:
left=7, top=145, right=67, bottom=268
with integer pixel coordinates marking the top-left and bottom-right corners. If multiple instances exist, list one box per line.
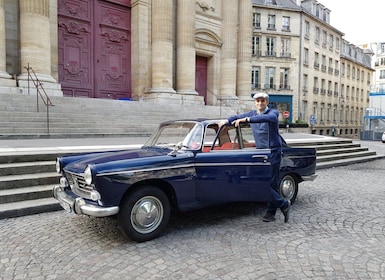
left=252, top=92, right=269, bottom=99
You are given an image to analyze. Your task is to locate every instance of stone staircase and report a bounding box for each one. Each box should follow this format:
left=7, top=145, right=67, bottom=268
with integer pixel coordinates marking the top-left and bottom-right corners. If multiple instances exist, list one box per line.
left=0, top=93, right=237, bottom=138
left=0, top=93, right=384, bottom=219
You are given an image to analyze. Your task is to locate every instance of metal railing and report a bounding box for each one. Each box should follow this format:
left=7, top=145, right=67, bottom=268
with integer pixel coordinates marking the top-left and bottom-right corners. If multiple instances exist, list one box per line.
left=24, top=63, right=54, bottom=134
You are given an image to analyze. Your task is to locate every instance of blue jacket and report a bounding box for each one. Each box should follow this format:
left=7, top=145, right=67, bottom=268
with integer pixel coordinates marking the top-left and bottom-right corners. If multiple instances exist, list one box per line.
left=227, top=108, right=282, bottom=149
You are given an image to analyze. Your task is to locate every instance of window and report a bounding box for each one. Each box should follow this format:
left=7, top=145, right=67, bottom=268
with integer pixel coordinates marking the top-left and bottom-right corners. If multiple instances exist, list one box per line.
left=304, top=48, right=309, bottom=65
left=303, top=74, right=308, bottom=92
left=328, top=57, right=333, bottom=73
left=314, top=52, right=319, bottom=68
left=265, top=67, right=275, bottom=89
left=268, top=15, right=276, bottom=29
left=280, top=68, right=290, bottom=89
left=304, top=21, right=310, bottom=38
left=315, top=27, right=320, bottom=43
left=266, top=37, right=276, bottom=56
left=336, top=38, right=340, bottom=51
left=321, top=55, right=326, bottom=71
left=280, top=38, right=290, bottom=57
left=322, top=30, right=327, bottom=46
left=381, top=43, right=385, bottom=53
left=253, top=13, right=261, bottom=28
left=251, top=66, right=261, bottom=89
left=252, top=36, right=261, bottom=56
left=329, top=34, right=333, bottom=49
left=335, top=60, right=339, bottom=75
left=334, top=82, right=338, bottom=96
left=321, top=79, right=326, bottom=94
left=380, top=70, right=385, bottom=79
left=282, top=16, right=290, bottom=31
left=313, top=77, right=319, bottom=93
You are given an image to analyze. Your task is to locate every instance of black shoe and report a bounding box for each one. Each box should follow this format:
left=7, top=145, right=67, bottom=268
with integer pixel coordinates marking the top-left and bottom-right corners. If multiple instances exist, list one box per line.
left=281, top=200, right=291, bottom=223
left=262, top=212, right=276, bottom=222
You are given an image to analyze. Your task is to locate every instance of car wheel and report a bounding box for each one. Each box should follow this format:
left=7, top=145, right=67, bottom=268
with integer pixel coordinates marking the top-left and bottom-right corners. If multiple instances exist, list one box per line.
left=279, top=174, right=298, bottom=203
left=118, top=186, right=170, bottom=242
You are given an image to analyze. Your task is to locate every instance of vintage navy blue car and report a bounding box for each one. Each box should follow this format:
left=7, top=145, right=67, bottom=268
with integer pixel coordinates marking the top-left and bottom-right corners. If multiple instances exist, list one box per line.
left=53, top=119, right=317, bottom=242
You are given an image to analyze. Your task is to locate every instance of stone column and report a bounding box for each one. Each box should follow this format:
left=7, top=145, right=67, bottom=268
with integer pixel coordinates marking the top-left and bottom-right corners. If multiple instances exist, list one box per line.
left=236, top=0, right=253, bottom=107
left=146, top=0, right=177, bottom=102
left=0, top=0, right=15, bottom=91
left=18, top=0, right=61, bottom=96
left=176, top=0, right=202, bottom=104
left=19, top=0, right=53, bottom=81
left=219, top=0, right=239, bottom=107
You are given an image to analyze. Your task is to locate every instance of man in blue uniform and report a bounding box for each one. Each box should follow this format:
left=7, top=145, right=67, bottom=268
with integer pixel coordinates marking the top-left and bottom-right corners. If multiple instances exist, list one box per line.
left=218, top=92, right=290, bottom=222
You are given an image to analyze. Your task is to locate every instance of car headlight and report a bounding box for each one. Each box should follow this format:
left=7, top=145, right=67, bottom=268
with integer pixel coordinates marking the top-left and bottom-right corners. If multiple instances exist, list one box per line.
left=84, top=165, right=93, bottom=185
left=56, top=158, right=62, bottom=173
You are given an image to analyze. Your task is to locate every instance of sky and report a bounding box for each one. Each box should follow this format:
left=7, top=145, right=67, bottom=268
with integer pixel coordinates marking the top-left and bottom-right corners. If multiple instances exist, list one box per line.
left=317, top=0, right=382, bottom=44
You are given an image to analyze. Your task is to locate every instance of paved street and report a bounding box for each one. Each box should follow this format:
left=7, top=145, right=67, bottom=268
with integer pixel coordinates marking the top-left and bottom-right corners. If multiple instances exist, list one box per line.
left=1, top=151, right=385, bottom=279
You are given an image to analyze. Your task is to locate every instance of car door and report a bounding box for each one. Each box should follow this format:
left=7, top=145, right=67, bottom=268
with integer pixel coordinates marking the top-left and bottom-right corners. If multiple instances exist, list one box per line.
left=194, top=123, right=272, bottom=202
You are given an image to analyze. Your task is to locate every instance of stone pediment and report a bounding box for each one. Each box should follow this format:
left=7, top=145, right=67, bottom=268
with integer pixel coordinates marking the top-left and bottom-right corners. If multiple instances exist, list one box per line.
left=196, top=28, right=222, bottom=47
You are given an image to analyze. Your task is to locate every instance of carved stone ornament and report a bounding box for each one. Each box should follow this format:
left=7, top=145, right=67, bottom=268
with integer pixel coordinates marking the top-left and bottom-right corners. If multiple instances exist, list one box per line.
left=196, top=1, right=215, bottom=12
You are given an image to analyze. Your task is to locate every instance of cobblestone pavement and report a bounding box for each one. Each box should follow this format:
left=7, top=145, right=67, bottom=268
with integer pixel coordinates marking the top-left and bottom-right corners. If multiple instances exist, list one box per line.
left=1, top=158, right=385, bottom=280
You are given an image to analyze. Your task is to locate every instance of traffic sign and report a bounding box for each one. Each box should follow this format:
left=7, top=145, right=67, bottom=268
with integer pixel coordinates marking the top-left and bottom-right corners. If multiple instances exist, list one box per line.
left=282, top=111, right=290, bottom=119
left=310, top=114, right=316, bottom=125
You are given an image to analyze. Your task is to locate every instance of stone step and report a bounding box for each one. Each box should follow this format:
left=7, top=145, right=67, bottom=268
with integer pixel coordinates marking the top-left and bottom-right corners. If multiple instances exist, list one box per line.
left=316, top=150, right=377, bottom=163
left=316, top=154, right=385, bottom=169
left=0, top=184, right=55, bottom=204
left=316, top=147, right=370, bottom=156
left=0, top=160, right=55, bottom=176
left=0, top=172, right=59, bottom=190
left=0, top=197, right=61, bottom=219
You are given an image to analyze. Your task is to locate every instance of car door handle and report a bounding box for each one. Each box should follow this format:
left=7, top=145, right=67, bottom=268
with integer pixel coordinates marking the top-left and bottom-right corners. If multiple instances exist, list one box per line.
left=252, top=155, right=268, bottom=163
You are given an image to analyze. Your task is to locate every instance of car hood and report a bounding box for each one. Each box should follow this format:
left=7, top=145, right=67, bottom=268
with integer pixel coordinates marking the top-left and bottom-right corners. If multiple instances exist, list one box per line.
left=63, top=147, right=194, bottom=174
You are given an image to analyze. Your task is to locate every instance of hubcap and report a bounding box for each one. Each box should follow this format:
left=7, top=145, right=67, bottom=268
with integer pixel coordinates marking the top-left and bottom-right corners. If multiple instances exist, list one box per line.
left=131, top=196, right=163, bottom=234
left=281, top=177, right=294, bottom=199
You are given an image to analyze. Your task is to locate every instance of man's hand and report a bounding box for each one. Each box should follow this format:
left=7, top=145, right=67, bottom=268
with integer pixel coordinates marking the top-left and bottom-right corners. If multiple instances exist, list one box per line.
left=232, top=118, right=247, bottom=127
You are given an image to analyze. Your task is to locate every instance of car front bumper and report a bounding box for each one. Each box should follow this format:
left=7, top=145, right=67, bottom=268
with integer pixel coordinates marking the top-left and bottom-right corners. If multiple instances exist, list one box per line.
left=302, top=174, right=318, bottom=181
left=53, top=185, right=119, bottom=217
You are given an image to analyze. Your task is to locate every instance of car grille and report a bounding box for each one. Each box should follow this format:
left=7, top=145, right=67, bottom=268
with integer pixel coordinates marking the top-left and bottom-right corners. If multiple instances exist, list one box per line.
left=65, top=171, right=93, bottom=199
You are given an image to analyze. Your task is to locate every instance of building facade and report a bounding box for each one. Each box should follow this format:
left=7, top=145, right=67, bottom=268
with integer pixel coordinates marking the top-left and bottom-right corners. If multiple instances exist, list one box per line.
left=358, top=41, right=385, bottom=140
left=0, top=0, right=373, bottom=138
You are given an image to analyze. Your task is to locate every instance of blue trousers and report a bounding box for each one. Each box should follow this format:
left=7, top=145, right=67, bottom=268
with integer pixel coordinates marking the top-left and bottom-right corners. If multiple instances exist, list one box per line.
left=266, top=148, right=287, bottom=215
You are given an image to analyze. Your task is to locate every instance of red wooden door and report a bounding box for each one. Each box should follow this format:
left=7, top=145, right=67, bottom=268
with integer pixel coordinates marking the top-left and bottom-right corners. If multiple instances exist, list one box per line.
left=195, top=56, right=208, bottom=104
left=58, top=0, right=131, bottom=99
left=58, top=0, right=93, bottom=97
left=94, top=1, right=131, bottom=99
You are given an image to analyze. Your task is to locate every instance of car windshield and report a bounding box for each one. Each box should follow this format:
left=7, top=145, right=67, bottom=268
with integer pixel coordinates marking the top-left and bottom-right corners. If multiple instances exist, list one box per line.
left=143, top=121, right=204, bottom=149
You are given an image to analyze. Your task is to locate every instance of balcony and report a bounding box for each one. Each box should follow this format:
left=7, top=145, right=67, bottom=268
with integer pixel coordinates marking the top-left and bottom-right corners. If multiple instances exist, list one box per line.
left=280, top=52, right=291, bottom=58
left=264, top=84, right=276, bottom=90
left=265, top=51, right=276, bottom=57
left=279, top=84, right=290, bottom=90
left=252, top=51, right=262, bottom=57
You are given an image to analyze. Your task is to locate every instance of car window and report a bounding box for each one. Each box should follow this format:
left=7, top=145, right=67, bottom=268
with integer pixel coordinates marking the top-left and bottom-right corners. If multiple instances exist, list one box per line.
left=144, top=121, right=201, bottom=148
